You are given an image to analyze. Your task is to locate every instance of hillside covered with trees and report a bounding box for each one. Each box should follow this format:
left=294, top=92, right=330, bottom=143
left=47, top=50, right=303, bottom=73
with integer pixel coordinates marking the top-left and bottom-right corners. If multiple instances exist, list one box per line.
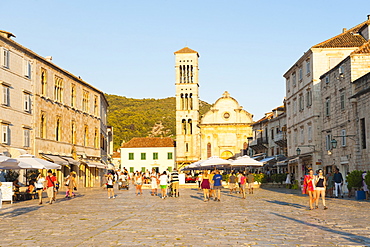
left=105, top=94, right=212, bottom=151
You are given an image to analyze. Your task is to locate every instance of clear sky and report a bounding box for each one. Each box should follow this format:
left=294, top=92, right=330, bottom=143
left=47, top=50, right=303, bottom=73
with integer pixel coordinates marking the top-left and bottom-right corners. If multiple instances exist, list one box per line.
left=2, top=1, right=369, bottom=119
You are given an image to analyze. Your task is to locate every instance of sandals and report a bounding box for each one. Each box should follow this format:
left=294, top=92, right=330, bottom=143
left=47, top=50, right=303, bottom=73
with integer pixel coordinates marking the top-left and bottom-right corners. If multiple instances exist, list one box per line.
left=324, top=206, right=328, bottom=210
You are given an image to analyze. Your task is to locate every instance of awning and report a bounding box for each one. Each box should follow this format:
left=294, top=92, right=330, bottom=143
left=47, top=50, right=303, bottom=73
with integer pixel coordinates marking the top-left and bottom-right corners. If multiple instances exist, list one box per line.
left=82, top=160, right=106, bottom=169
left=61, top=156, right=79, bottom=165
left=259, top=157, right=275, bottom=164
left=41, top=154, right=68, bottom=166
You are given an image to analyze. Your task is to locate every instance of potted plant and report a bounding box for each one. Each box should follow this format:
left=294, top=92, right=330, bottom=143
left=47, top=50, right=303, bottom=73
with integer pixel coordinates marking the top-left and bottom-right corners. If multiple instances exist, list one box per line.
left=346, top=170, right=364, bottom=200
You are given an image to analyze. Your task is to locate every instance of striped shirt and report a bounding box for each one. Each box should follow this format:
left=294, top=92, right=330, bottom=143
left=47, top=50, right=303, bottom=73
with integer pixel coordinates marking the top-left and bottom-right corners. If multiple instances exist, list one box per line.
left=171, top=171, right=179, bottom=182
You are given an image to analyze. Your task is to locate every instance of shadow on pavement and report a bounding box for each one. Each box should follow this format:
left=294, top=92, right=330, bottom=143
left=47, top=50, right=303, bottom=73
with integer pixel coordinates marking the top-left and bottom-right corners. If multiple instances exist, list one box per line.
left=265, top=199, right=306, bottom=209
left=0, top=205, right=40, bottom=219
left=271, top=212, right=370, bottom=245
left=190, top=195, right=204, bottom=201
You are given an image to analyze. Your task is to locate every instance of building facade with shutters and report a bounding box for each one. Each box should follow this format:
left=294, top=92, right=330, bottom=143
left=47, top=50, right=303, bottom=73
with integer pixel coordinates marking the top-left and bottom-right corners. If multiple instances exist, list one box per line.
left=0, top=30, right=110, bottom=187
left=320, top=39, right=370, bottom=175
left=283, top=17, right=370, bottom=181
left=120, top=137, right=175, bottom=173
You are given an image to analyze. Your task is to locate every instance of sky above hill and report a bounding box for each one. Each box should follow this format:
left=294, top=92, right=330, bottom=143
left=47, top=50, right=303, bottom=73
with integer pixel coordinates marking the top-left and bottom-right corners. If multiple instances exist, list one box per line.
left=2, top=1, right=369, bottom=119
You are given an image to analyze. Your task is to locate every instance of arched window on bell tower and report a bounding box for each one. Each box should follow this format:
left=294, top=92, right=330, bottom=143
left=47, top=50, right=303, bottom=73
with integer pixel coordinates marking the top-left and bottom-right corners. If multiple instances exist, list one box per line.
left=207, top=143, right=211, bottom=158
left=180, top=93, right=184, bottom=110
left=188, top=119, right=192, bottom=134
left=182, top=119, right=186, bottom=134
left=184, top=94, right=188, bottom=110
left=190, top=65, right=193, bottom=83
left=189, top=93, right=193, bottom=110
left=179, top=65, right=183, bottom=83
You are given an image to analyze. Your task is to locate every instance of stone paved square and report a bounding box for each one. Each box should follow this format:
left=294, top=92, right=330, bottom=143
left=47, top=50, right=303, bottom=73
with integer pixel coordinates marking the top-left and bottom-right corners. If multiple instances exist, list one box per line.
left=0, top=186, right=369, bottom=246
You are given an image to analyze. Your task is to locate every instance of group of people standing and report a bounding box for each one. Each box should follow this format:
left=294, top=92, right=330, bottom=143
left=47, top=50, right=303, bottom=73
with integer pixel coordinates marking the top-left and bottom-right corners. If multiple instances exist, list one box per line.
left=198, top=170, right=255, bottom=202
left=104, top=168, right=180, bottom=199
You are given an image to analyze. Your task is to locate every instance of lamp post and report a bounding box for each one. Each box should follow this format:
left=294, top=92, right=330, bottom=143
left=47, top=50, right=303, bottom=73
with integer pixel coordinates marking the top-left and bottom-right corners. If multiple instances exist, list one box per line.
left=331, top=139, right=338, bottom=149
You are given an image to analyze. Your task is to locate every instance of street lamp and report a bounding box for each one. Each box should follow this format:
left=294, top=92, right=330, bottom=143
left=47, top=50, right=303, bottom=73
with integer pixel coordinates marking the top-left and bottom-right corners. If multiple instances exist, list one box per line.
left=331, top=139, right=338, bottom=149
left=296, top=148, right=301, bottom=156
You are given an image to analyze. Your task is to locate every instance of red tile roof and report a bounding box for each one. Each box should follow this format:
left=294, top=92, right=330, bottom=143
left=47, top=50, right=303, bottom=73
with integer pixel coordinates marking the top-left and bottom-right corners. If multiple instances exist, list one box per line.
left=121, top=137, right=175, bottom=148
left=112, top=152, right=120, bottom=158
left=312, top=19, right=369, bottom=48
left=352, top=40, right=370, bottom=54
left=174, top=47, right=199, bottom=57
left=252, top=112, right=274, bottom=125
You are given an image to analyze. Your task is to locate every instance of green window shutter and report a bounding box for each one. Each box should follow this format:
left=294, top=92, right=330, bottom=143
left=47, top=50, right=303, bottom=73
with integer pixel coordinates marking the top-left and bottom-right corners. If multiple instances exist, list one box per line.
left=141, top=153, right=146, bottom=160
left=167, top=152, right=173, bottom=160
left=129, top=153, right=134, bottom=160
left=153, top=152, right=158, bottom=160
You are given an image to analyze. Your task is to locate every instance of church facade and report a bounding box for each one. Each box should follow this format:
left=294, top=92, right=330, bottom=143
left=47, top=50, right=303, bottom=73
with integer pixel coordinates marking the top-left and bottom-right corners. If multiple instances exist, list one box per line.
left=174, top=47, right=254, bottom=167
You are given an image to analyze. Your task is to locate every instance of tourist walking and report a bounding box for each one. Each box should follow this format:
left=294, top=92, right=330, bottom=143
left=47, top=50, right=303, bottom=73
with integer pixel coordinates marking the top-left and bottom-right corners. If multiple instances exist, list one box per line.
left=66, top=172, right=77, bottom=198
left=228, top=172, right=237, bottom=194
left=35, top=173, right=46, bottom=205
left=240, top=172, right=247, bottom=199
left=285, top=172, right=291, bottom=188
left=159, top=171, right=168, bottom=199
left=200, top=170, right=211, bottom=202
left=52, top=172, right=59, bottom=202
left=303, top=169, right=316, bottom=210
left=212, top=170, right=222, bottom=201
left=171, top=168, right=180, bottom=197
left=237, top=172, right=243, bottom=194
left=333, top=169, right=344, bottom=198
left=197, top=172, right=202, bottom=190
left=106, top=174, right=115, bottom=199
left=150, top=169, right=159, bottom=196
left=247, top=172, right=255, bottom=194
left=209, top=170, right=215, bottom=199
left=363, top=171, right=369, bottom=200
left=315, top=169, right=328, bottom=210
left=46, top=170, right=56, bottom=204
left=135, top=172, right=143, bottom=196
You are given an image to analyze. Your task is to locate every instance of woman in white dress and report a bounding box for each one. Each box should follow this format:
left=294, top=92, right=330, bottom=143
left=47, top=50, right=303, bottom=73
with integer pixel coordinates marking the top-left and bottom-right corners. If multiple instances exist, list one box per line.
left=150, top=169, right=159, bottom=196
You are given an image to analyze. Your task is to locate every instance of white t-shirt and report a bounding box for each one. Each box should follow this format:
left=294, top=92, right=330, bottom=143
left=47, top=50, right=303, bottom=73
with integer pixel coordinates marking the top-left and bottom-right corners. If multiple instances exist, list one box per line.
left=36, top=177, right=45, bottom=189
left=151, top=173, right=158, bottom=183
left=159, top=174, right=168, bottom=185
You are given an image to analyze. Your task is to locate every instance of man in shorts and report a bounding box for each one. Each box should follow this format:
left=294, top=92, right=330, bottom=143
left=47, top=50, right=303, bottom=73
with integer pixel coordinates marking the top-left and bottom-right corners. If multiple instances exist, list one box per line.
left=170, top=168, right=180, bottom=197
left=228, top=172, right=237, bottom=194
left=212, top=170, right=223, bottom=201
left=45, top=170, right=56, bottom=204
left=247, top=172, right=255, bottom=194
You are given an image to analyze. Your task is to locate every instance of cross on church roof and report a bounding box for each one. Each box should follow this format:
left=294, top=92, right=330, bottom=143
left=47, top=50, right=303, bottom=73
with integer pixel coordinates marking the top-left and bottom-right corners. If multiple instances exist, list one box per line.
left=222, top=91, right=230, bottom=98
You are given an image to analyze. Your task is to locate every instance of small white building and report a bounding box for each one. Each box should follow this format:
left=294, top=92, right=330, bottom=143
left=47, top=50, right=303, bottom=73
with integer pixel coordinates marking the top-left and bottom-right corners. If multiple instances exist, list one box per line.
left=120, top=137, right=175, bottom=173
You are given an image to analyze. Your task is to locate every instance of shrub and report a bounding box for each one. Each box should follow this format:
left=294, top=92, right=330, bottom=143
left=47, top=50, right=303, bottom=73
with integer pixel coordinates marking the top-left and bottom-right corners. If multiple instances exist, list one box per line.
left=271, top=173, right=287, bottom=184
left=346, top=170, right=363, bottom=190
left=254, top=173, right=265, bottom=184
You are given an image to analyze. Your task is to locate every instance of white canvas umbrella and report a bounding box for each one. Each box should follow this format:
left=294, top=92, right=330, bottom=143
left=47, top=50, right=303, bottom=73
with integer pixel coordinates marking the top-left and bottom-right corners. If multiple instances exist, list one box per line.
left=231, top=156, right=264, bottom=167
left=16, top=154, right=61, bottom=169
left=0, top=155, right=29, bottom=169
left=199, top=156, right=232, bottom=169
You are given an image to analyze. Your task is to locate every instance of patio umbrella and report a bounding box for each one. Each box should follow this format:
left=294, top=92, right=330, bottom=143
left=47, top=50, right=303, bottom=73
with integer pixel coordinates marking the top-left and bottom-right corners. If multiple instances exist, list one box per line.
left=231, top=156, right=264, bottom=167
left=16, top=154, right=61, bottom=169
left=199, top=156, right=232, bottom=169
left=0, top=155, right=33, bottom=169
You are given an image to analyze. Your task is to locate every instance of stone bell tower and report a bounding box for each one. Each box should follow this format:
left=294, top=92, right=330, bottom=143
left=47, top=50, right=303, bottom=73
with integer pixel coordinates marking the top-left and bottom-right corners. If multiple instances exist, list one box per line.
left=174, top=47, right=200, bottom=167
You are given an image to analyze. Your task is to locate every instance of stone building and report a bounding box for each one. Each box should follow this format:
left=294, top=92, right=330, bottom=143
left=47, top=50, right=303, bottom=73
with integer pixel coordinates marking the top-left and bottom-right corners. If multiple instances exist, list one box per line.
left=320, top=40, right=370, bottom=174
left=174, top=47, right=201, bottom=166
left=0, top=30, right=109, bottom=187
left=0, top=31, right=33, bottom=158
left=283, top=16, right=370, bottom=180
left=249, top=104, right=287, bottom=173
left=199, top=91, right=253, bottom=160
left=174, top=48, right=254, bottom=167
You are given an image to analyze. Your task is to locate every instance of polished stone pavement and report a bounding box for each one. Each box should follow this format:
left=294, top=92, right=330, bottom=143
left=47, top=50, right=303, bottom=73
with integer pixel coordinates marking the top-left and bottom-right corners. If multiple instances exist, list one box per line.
left=0, top=185, right=369, bottom=247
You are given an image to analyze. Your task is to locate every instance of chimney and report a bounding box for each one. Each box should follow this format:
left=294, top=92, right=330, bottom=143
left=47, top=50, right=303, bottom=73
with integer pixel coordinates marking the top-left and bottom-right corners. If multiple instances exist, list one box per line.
left=45, top=56, right=52, bottom=62
left=342, top=28, right=347, bottom=33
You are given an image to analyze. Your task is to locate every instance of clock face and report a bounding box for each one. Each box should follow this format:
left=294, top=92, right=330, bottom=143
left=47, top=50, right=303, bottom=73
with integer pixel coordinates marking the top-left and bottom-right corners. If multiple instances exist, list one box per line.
left=223, top=112, right=230, bottom=119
